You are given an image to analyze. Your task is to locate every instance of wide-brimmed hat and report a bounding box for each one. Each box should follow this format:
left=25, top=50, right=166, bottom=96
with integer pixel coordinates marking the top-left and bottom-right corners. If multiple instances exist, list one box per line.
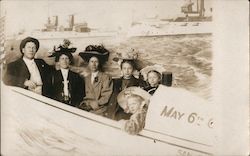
left=79, top=45, right=109, bottom=64
left=117, top=87, right=151, bottom=112
left=113, top=48, right=150, bottom=70
left=20, top=37, right=40, bottom=53
left=48, top=39, right=76, bottom=63
left=140, top=64, right=166, bottom=81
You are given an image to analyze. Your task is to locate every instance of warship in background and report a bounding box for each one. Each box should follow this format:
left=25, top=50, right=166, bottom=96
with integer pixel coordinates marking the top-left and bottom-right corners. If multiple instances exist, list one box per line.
left=16, top=14, right=118, bottom=40
left=127, top=0, right=213, bottom=37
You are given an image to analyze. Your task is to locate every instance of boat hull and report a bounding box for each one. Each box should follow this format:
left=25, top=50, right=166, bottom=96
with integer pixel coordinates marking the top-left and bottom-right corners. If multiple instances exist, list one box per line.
left=1, top=84, right=213, bottom=155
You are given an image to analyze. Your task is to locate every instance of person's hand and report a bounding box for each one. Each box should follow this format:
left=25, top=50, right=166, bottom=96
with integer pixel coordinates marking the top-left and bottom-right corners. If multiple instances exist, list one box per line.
left=24, top=80, right=37, bottom=90
left=78, top=101, right=92, bottom=111
left=124, top=120, right=138, bottom=135
left=89, top=100, right=99, bottom=110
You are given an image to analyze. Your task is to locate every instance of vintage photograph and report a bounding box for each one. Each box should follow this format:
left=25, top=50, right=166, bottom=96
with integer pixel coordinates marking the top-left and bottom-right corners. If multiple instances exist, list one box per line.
left=0, top=0, right=248, bottom=155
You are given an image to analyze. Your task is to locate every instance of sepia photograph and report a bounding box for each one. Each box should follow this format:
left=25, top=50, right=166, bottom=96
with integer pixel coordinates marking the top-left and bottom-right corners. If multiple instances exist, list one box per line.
left=0, top=0, right=249, bottom=155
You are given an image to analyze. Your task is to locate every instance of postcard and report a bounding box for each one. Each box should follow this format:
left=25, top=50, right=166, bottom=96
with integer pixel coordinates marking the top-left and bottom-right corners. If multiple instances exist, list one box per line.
left=0, top=0, right=249, bottom=155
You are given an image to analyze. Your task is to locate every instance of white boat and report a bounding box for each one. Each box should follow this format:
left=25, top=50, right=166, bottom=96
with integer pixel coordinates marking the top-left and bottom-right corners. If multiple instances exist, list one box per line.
left=1, top=83, right=218, bottom=155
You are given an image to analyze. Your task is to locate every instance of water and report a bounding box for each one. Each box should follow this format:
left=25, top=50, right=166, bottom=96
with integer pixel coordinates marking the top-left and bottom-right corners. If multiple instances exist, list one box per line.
left=108, top=34, right=212, bottom=100
left=4, top=34, right=212, bottom=100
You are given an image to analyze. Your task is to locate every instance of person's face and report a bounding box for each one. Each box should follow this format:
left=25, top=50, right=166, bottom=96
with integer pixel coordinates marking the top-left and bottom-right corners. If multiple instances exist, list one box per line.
left=127, top=97, right=141, bottom=114
left=58, top=54, right=70, bottom=69
left=22, top=42, right=37, bottom=60
left=121, top=62, right=133, bottom=78
left=88, top=56, right=99, bottom=72
left=148, top=72, right=160, bottom=87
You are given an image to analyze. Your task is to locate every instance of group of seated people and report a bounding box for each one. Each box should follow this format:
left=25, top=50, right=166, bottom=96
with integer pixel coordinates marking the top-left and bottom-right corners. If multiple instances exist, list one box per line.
left=3, top=37, right=167, bottom=135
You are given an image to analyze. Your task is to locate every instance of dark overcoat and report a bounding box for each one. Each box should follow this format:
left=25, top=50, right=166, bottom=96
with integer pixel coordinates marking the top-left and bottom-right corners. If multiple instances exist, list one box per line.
left=3, top=58, right=53, bottom=98
left=51, top=70, right=85, bottom=107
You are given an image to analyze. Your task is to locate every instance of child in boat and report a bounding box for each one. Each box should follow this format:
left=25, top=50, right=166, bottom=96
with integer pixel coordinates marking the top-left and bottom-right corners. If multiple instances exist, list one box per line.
left=106, top=49, right=146, bottom=120
left=117, top=87, right=151, bottom=135
left=140, top=65, right=166, bottom=95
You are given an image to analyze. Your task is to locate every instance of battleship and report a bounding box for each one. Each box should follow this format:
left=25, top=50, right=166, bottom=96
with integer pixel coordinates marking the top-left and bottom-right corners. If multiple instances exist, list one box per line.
left=16, top=14, right=118, bottom=40
left=127, top=0, right=213, bottom=37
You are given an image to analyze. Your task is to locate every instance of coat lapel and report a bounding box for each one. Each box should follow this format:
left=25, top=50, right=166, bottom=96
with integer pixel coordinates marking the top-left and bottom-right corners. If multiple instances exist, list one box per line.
left=85, top=75, right=95, bottom=93
left=93, top=72, right=102, bottom=88
left=19, top=58, right=30, bottom=79
left=127, top=76, right=137, bottom=87
left=57, top=70, right=64, bottom=82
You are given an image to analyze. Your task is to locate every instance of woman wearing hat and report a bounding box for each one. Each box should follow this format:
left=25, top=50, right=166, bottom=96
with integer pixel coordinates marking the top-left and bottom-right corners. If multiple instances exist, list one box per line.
left=50, top=40, right=85, bottom=107
left=3, top=36, right=53, bottom=97
left=106, top=50, right=146, bottom=120
left=78, top=45, right=113, bottom=116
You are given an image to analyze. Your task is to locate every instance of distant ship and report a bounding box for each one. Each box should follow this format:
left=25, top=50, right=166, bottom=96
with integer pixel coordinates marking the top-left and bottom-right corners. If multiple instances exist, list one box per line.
left=16, top=14, right=118, bottom=40
left=127, top=0, right=213, bottom=37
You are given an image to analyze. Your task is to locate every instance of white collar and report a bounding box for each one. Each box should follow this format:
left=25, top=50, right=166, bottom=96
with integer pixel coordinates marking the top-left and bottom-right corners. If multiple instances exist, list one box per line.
left=61, top=68, right=69, bottom=73
left=91, top=71, right=99, bottom=77
left=23, top=57, right=35, bottom=64
left=61, top=68, right=69, bottom=79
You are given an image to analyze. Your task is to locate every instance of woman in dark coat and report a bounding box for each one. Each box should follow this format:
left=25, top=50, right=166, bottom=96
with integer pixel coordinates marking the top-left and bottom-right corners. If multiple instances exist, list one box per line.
left=106, top=51, right=146, bottom=120
left=50, top=41, right=85, bottom=107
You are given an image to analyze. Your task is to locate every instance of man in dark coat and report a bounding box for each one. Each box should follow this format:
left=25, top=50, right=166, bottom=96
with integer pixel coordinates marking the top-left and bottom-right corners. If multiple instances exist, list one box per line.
left=3, top=37, right=53, bottom=98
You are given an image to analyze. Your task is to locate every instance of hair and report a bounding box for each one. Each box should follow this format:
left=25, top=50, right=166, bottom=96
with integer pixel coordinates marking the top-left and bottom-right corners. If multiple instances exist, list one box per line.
left=120, top=60, right=136, bottom=70
left=55, top=53, right=74, bottom=65
left=147, top=70, right=162, bottom=81
left=127, top=94, right=144, bottom=104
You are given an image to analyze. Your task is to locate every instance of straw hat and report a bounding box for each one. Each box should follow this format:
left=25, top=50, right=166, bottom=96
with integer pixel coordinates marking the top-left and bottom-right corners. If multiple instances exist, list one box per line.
left=117, top=87, right=151, bottom=112
left=140, top=64, right=166, bottom=81
left=113, top=48, right=138, bottom=62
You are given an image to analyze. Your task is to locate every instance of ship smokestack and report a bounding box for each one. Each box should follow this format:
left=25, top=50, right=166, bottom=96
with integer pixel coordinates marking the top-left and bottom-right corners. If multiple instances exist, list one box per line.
left=69, top=15, right=74, bottom=29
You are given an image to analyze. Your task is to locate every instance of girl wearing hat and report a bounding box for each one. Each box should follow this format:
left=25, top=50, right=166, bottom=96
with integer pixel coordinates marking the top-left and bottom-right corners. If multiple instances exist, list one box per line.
left=106, top=50, right=146, bottom=120
left=50, top=40, right=85, bottom=107
left=78, top=45, right=113, bottom=116
left=140, top=65, right=166, bottom=95
left=117, top=87, right=151, bottom=135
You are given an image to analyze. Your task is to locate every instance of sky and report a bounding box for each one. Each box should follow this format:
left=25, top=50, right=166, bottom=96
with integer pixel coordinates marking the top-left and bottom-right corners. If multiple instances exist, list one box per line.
left=1, top=0, right=212, bottom=36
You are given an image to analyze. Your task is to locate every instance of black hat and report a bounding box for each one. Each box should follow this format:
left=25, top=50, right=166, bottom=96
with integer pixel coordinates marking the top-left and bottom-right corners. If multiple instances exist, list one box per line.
left=49, top=39, right=77, bottom=64
left=19, top=37, right=39, bottom=53
left=79, top=45, right=109, bottom=64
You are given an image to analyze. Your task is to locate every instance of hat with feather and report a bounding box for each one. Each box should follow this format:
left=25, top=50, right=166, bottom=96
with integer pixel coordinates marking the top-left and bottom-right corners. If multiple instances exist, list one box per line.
left=49, top=39, right=77, bottom=64
left=79, top=44, right=110, bottom=64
